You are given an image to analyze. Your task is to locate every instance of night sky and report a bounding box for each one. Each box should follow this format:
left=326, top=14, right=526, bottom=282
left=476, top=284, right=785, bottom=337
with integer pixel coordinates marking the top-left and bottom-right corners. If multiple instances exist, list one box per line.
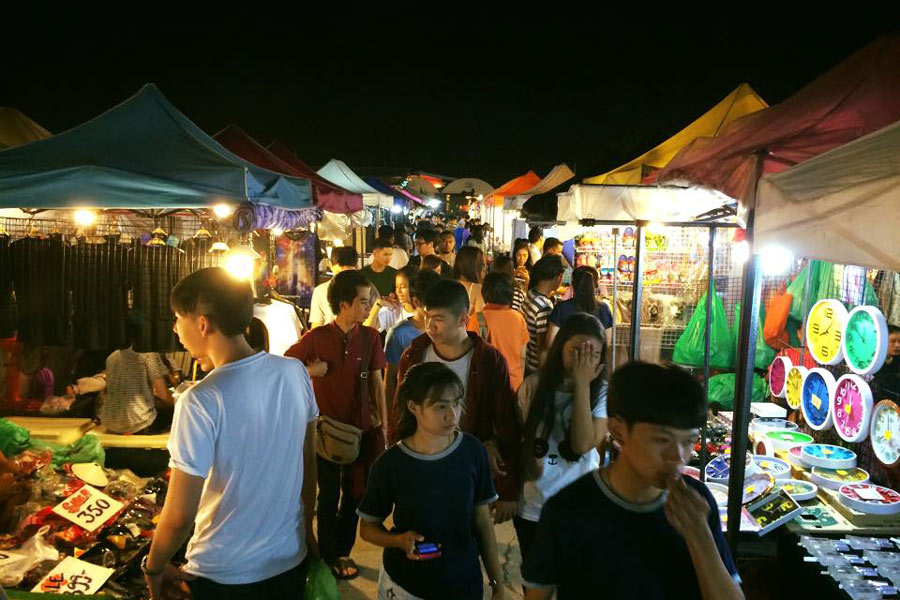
left=3, top=21, right=892, bottom=187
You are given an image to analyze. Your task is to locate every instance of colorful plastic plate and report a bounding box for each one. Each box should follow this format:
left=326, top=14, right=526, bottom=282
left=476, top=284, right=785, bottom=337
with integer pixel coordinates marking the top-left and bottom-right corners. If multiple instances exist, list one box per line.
left=801, top=368, right=836, bottom=431
left=839, top=483, right=900, bottom=515
left=764, top=430, right=814, bottom=453
left=811, top=467, right=869, bottom=490
left=801, top=444, right=857, bottom=470
left=769, top=356, right=792, bottom=398
left=842, top=306, right=889, bottom=376
left=774, top=479, right=818, bottom=502
left=743, top=472, right=775, bottom=505
left=751, top=455, right=792, bottom=480
left=785, top=366, right=808, bottom=411
left=832, top=374, right=874, bottom=443
left=871, top=400, right=900, bottom=467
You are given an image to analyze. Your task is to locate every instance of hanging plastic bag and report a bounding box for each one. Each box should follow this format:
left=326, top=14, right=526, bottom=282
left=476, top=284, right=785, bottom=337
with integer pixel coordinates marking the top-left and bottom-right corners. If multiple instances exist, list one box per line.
left=733, top=304, right=776, bottom=370
left=787, top=261, right=823, bottom=322
left=707, top=373, right=767, bottom=411
left=673, top=280, right=733, bottom=369
left=305, top=559, right=339, bottom=600
left=0, top=525, right=60, bottom=587
left=0, top=419, right=31, bottom=457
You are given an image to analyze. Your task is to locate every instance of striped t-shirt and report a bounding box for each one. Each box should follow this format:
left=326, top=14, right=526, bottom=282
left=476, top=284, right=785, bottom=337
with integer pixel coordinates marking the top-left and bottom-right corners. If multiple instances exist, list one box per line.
left=100, top=348, right=168, bottom=434
left=523, top=289, right=554, bottom=374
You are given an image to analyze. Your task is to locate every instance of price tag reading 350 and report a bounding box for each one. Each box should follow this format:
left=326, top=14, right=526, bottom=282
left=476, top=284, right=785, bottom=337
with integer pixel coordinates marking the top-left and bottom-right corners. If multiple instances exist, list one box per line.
left=52, top=485, right=124, bottom=532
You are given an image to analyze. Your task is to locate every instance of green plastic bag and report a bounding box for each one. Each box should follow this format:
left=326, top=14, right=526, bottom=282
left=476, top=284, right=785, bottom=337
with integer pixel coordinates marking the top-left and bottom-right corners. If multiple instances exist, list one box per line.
left=30, top=434, right=106, bottom=468
left=673, top=280, right=734, bottom=369
left=732, top=304, right=776, bottom=370
left=305, top=559, right=338, bottom=600
left=707, top=373, right=767, bottom=410
left=0, top=418, right=31, bottom=457
left=787, top=262, right=822, bottom=322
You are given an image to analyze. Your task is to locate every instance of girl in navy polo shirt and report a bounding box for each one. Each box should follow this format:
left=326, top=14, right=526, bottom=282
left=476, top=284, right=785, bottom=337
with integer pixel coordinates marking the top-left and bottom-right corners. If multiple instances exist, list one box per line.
left=357, top=363, right=506, bottom=600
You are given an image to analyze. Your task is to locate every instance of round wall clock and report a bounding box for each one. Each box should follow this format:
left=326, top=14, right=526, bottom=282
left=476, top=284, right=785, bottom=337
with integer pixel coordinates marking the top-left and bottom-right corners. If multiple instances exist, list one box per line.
left=743, top=472, right=775, bottom=504
left=774, top=479, right=818, bottom=502
left=805, top=299, right=849, bottom=366
left=842, top=306, right=889, bottom=376
left=785, top=366, right=808, bottom=410
left=704, top=453, right=755, bottom=485
left=870, top=400, right=900, bottom=467
left=801, top=368, right=836, bottom=430
left=763, top=430, right=814, bottom=453
left=839, top=483, right=900, bottom=515
left=801, top=444, right=857, bottom=470
left=769, top=356, right=792, bottom=398
left=751, top=455, right=792, bottom=480
left=705, top=482, right=729, bottom=507
left=832, top=374, right=874, bottom=443
left=789, top=445, right=812, bottom=469
left=811, top=466, right=869, bottom=490
left=755, top=438, right=775, bottom=456
left=750, top=418, right=798, bottom=439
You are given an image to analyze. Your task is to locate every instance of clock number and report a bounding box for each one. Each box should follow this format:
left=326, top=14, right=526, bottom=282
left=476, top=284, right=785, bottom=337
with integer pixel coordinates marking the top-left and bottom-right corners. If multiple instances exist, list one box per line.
left=821, top=345, right=830, bottom=357
left=812, top=322, right=820, bottom=335
left=824, top=307, right=833, bottom=318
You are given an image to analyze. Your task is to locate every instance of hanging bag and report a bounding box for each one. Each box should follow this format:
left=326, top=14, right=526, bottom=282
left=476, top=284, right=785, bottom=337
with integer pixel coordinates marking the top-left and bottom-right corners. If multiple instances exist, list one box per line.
left=763, top=284, right=792, bottom=349
left=672, top=279, right=733, bottom=369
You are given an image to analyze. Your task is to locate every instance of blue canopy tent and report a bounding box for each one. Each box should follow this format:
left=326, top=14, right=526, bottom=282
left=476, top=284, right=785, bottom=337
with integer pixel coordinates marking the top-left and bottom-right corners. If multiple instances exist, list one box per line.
left=364, top=176, right=418, bottom=207
left=0, top=84, right=313, bottom=211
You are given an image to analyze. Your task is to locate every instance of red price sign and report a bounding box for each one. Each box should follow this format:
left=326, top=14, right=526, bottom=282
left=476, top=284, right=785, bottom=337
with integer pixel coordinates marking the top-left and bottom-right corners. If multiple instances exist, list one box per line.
left=52, top=485, right=124, bottom=532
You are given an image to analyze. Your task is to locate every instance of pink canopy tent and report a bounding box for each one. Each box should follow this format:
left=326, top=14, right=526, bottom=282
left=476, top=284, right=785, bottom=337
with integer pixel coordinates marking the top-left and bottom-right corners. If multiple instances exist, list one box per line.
left=214, top=127, right=363, bottom=214
left=657, top=34, right=900, bottom=210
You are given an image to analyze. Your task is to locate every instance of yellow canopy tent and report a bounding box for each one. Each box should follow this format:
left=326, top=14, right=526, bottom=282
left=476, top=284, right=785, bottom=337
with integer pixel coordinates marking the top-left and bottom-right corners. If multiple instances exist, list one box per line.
left=0, top=107, right=51, bottom=149
left=585, top=83, right=767, bottom=185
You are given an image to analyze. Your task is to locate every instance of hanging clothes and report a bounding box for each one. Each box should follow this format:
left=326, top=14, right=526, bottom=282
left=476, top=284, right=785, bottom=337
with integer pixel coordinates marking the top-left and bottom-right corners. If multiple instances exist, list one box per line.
left=131, top=243, right=188, bottom=352
left=9, top=236, right=67, bottom=346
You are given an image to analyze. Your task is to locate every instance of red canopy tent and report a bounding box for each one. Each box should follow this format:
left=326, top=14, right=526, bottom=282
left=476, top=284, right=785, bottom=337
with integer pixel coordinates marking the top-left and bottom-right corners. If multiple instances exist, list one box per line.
left=214, top=126, right=363, bottom=214
left=657, top=34, right=900, bottom=210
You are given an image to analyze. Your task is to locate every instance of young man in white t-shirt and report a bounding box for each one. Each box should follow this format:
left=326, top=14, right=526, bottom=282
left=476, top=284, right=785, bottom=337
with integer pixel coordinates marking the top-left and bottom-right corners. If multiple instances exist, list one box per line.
left=143, top=267, right=319, bottom=600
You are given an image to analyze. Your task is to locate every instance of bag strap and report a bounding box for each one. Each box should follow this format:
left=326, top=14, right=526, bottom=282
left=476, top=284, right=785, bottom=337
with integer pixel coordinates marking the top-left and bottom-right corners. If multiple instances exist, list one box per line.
left=357, top=326, right=373, bottom=428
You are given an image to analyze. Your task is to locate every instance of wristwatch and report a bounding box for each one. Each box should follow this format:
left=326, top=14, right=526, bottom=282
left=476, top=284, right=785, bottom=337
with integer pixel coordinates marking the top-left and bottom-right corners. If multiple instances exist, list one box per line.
left=141, top=555, right=164, bottom=577
left=488, top=577, right=500, bottom=589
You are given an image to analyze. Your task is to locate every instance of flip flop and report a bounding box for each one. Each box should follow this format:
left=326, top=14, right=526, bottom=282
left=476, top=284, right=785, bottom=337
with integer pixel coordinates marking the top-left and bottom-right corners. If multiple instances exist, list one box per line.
left=331, top=556, right=359, bottom=580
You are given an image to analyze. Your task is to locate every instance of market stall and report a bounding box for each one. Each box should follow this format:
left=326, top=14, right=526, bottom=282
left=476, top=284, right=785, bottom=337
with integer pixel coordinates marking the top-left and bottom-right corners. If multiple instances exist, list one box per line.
left=477, top=170, right=541, bottom=252
left=0, top=85, right=319, bottom=596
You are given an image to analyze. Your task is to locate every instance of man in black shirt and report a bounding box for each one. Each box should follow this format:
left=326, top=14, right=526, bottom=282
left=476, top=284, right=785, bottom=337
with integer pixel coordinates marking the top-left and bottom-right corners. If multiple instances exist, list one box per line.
left=874, top=325, right=900, bottom=398
left=409, top=229, right=451, bottom=274
left=523, top=362, right=743, bottom=600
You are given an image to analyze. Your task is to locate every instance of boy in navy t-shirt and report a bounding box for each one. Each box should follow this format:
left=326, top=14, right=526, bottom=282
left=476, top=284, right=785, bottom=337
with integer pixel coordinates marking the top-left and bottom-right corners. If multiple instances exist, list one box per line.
left=523, top=361, right=744, bottom=600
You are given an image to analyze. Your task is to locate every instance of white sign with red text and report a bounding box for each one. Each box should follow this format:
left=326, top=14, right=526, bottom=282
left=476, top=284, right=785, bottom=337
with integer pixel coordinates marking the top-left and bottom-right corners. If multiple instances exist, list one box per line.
left=32, top=556, right=114, bottom=595
left=51, top=485, right=124, bottom=532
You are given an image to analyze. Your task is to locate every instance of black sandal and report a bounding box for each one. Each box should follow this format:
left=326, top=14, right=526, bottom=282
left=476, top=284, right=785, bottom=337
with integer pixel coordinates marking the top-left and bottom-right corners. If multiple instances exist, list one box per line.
left=331, top=556, right=359, bottom=580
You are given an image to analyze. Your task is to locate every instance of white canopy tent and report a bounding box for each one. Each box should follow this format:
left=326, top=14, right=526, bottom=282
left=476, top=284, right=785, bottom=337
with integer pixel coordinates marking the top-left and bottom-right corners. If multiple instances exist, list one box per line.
left=756, top=120, right=900, bottom=271
left=441, top=178, right=493, bottom=196
left=505, top=163, right=575, bottom=210
left=317, top=159, right=392, bottom=210
left=558, top=183, right=735, bottom=223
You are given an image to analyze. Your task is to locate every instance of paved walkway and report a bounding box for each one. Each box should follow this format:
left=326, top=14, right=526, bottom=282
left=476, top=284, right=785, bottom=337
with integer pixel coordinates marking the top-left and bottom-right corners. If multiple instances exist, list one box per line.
left=335, top=520, right=525, bottom=599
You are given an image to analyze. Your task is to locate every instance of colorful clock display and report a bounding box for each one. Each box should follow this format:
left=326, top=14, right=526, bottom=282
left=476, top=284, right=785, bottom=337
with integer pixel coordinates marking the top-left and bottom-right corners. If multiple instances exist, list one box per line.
left=789, top=445, right=812, bottom=469
left=801, top=368, right=836, bottom=431
left=763, top=430, right=814, bottom=453
left=842, top=306, right=889, bottom=376
left=774, top=479, right=818, bottom=502
left=801, top=444, right=857, bottom=470
left=705, top=482, right=729, bottom=507
left=870, top=400, right=900, bottom=467
left=743, top=472, right=775, bottom=504
left=785, top=366, right=808, bottom=410
left=811, top=467, right=869, bottom=490
left=832, top=374, right=874, bottom=443
left=805, top=299, right=849, bottom=366
left=751, top=455, right=792, bottom=480
left=749, top=418, right=798, bottom=439
left=705, top=453, right=754, bottom=485
left=769, top=356, right=791, bottom=398
left=839, top=483, right=900, bottom=515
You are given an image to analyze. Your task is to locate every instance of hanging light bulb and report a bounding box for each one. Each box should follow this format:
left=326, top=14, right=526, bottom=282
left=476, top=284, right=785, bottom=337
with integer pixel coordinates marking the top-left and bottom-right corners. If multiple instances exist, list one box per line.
left=223, top=241, right=261, bottom=281
left=213, top=203, right=233, bottom=219
left=74, top=209, right=97, bottom=227
left=271, top=227, right=284, bottom=237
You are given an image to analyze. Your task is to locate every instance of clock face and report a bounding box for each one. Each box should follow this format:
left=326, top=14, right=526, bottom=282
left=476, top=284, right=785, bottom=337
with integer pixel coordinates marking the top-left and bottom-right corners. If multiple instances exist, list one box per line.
left=805, top=299, right=848, bottom=366
left=769, top=356, right=791, bottom=398
left=751, top=455, right=792, bottom=480
left=843, top=306, right=889, bottom=376
left=785, top=366, right=808, bottom=410
left=871, top=400, right=900, bottom=467
left=774, top=479, right=818, bottom=502
left=801, top=368, right=836, bottom=431
left=811, top=466, right=869, bottom=490
left=839, top=484, right=900, bottom=515
left=801, top=444, right=857, bottom=470
left=832, top=374, right=874, bottom=443
left=764, top=430, right=814, bottom=452
left=742, top=472, right=775, bottom=504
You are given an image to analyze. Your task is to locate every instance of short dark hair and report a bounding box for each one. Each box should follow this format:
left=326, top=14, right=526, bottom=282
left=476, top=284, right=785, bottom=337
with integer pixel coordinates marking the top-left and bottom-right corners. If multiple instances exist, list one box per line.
left=528, top=226, right=543, bottom=244
left=170, top=267, right=253, bottom=337
left=397, top=362, right=465, bottom=439
left=889, top=325, right=900, bottom=336
left=543, top=237, right=562, bottom=254
left=372, top=237, right=393, bottom=251
left=378, top=225, right=394, bottom=240
left=411, top=269, right=442, bottom=302
left=491, top=254, right=515, bottom=277
left=416, top=229, right=438, bottom=246
left=608, top=361, right=706, bottom=429
left=439, top=230, right=455, bottom=239
left=328, top=270, right=369, bottom=315
left=331, top=246, right=359, bottom=268
left=453, top=246, right=485, bottom=283
left=421, top=254, right=444, bottom=273
left=424, top=279, right=469, bottom=318
left=481, top=272, right=514, bottom=306
left=529, top=255, right=565, bottom=288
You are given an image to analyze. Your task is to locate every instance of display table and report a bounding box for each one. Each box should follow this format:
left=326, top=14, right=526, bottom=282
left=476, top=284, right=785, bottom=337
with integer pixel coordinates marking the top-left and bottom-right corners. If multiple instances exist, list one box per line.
left=5, top=417, right=94, bottom=445
left=89, top=426, right=170, bottom=477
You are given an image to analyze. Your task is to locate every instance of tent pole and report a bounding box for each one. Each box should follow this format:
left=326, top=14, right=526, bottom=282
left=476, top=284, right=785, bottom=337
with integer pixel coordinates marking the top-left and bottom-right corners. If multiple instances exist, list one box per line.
left=629, top=222, right=646, bottom=361
left=611, top=227, right=619, bottom=371
left=726, top=154, right=765, bottom=553
left=701, top=226, right=717, bottom=473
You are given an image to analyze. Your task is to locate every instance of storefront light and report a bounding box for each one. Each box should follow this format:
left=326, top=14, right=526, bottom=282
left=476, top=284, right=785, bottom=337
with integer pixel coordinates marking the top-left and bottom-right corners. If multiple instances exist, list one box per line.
left=223, top=244, right=260, bottom=281
left=213, top=203, right=233, bottom=219
left=271, top=227, right=284, bottom=237
left=73, top=209, right=96, bottom=227
left=391, top=205, right=402, bottom=214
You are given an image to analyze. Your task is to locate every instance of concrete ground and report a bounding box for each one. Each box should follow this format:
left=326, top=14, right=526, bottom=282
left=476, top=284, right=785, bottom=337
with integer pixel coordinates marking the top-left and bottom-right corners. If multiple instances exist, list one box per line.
left=335, top=520, right=525, bottom=599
